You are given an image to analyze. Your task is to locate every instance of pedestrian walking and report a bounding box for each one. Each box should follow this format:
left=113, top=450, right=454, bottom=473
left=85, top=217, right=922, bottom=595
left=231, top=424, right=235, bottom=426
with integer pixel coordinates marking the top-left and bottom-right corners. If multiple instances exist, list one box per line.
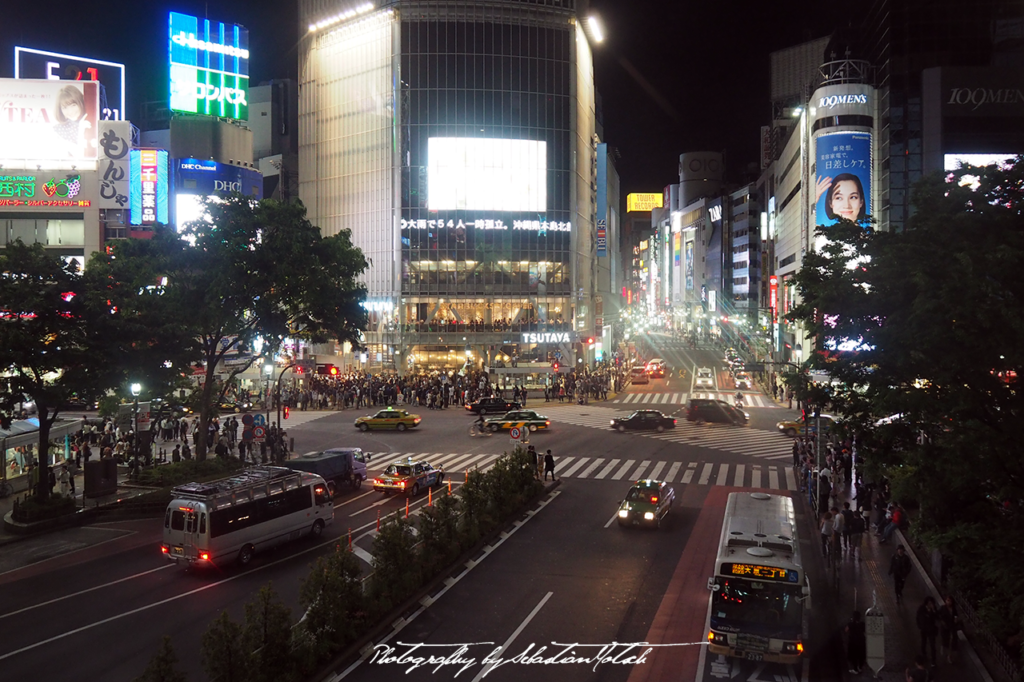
left=841, top=502, right=854, bottom=551
left=845, top=610, right=867, bottom=674
left=58, top=465, right=70, bottom=497
left=528, top=446, right=539, bottom=480
left=849, top=510, right=866, bottom=560
left=938, top=595, right=960, bottom=663
left=831, top=505, right=845, bottom=557
left=889, top=545, right=912, bottom=605
left=543, top=449, right=556, bottom=481
left=916, top=596, right=939, bottom=666
left=819, top=511, right=834, bottom=559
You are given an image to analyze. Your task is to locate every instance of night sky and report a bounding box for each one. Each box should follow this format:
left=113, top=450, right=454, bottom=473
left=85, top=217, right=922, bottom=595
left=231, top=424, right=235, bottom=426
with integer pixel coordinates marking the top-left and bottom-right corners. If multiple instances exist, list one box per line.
left=2, top=0, right=843, bottom=195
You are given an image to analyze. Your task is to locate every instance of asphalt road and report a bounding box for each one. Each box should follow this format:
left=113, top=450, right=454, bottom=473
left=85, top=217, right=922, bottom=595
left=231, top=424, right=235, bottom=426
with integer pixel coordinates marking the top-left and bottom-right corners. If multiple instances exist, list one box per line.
left=0, top=334, right=834, bottom=682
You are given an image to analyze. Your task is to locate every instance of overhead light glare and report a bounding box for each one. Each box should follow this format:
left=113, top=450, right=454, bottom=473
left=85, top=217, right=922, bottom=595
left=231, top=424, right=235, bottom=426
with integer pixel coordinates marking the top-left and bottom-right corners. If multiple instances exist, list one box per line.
left=587, top=16, right=604, bottom=43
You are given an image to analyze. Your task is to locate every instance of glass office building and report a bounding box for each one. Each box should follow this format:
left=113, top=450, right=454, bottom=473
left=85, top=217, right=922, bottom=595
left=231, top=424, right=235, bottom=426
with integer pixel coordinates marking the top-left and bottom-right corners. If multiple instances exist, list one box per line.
left=299, top=0, right=598, bottom=373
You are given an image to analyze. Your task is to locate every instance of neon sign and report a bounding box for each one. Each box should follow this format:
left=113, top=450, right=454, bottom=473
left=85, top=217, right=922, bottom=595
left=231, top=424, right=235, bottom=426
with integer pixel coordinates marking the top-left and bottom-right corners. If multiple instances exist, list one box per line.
left=0, top=175, right=35, bottom=198
left=130, top=149, right=169, bottom=226
left=168, top=12, right=249, bottom=120
left=401, top=218, right=571, bottom=232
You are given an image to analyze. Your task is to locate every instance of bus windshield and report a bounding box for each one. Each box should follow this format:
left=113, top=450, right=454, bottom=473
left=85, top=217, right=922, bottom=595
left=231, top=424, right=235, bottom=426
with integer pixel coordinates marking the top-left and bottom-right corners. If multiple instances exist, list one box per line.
left=712, top=578, right=802, bottom=630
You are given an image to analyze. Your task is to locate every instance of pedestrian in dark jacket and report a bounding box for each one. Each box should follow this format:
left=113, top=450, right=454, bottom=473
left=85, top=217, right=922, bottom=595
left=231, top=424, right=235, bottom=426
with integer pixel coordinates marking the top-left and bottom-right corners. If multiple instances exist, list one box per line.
left=845, top=610, right=867, bottom=674
left=916, top=596, right=939, bottom=665
left=889, top=545, right=912, bottom=605
left=543, top=450, right=556, bottom=481
left=938, top=595, right=960, bottom=663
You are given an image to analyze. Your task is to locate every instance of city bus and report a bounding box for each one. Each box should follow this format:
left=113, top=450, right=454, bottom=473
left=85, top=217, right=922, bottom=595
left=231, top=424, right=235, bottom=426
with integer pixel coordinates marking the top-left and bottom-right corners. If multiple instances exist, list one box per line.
left=161, top=466, right=333, bottom=568
left=706, top=492, right=808, bottom=664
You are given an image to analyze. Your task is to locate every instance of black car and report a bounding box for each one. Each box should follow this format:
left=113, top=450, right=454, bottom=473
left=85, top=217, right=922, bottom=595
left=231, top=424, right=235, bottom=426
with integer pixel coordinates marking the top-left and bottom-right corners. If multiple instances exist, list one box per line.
left=610, top=410, right=677, bottom=433
left=464, top=397, right=521, bottom=415
left=685, top=399, right=748, bottom=426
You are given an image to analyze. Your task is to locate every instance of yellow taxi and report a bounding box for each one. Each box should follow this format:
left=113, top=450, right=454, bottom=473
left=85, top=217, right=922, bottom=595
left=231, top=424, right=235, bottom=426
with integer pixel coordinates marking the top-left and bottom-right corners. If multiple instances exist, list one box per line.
left=373, top=458, right=445, bottom=497
left=354, top=407, right=422, bottom=432
left=776, top=414, right=834, bottom=437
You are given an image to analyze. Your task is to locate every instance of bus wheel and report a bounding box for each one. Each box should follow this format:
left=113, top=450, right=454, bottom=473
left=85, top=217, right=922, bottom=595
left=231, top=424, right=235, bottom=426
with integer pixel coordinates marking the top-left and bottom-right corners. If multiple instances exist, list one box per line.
left=310, top=519, right=325, bottom=538
left=238, top=544, right=255, bottom=566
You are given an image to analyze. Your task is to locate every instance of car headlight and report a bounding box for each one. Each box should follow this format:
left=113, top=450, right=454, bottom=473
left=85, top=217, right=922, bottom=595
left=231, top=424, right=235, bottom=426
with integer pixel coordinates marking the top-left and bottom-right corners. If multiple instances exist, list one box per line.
left=618, top=509, right=628, bottom=518
left=610, top=420, right=616, bottom=425
left=644, top=511, right=655, bottom=520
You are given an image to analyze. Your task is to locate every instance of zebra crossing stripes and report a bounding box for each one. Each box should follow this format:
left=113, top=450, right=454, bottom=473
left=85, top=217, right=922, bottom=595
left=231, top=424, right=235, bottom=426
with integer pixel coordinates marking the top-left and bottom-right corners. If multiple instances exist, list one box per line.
left=361, top=451, right=800, bottom=491
left=612, top=392, right=775, bottom=408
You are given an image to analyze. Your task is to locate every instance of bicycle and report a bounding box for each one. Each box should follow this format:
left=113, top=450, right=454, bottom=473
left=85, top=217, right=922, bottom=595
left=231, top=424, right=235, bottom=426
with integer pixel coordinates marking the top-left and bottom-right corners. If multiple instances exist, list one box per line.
left=0, top=479, right=11, bottom=498
left=468, top=424, right=492, bottom=438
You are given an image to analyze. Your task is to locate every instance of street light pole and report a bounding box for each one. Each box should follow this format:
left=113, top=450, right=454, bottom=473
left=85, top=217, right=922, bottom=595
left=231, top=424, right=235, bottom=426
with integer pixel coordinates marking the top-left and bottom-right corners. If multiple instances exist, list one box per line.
left=130, top=383, right=141, bottom=482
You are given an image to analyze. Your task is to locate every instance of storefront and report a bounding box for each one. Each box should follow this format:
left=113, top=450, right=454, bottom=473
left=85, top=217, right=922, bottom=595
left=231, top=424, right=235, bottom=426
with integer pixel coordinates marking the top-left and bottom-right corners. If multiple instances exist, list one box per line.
left=2, top=418, right=84, bottom=493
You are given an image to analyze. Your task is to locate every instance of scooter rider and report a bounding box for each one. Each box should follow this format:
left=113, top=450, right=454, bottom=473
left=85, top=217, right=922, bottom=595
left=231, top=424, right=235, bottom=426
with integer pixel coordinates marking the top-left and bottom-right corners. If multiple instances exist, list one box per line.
left=734, top=391, right=744, bottom=407
left=473, top=412, right=488, bottom=435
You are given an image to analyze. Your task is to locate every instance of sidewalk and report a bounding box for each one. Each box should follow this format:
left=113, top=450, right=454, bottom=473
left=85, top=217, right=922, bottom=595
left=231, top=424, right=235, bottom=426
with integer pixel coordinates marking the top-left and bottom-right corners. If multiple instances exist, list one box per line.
left=819, top=486, right=994, bottom=682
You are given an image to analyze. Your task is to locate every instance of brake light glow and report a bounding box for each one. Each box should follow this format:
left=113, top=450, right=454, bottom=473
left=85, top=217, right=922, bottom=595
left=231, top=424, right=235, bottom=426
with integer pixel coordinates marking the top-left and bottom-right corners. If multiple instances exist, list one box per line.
left=161, top=545, right=169, bottom=554
left=650, top=496, right=658, bottom=503
left=673, top=419, right=677, bottom=425
left=796, top=642, right=804, bottom=654
left=400, top=481, right=406, bottom=487
left=200, top=552, right=210, bottom=561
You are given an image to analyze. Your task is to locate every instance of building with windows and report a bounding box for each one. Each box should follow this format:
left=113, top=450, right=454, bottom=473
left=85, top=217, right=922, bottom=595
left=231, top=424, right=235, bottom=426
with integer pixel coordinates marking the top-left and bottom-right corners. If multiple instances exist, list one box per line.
left=298, top=0, right=603, bottom=374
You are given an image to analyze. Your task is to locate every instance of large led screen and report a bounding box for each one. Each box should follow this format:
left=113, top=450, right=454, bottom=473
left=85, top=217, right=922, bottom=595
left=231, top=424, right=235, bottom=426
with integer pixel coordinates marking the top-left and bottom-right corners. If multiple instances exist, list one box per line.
left=169, top=11, right=249, bottom=120
left=944, top=153, right=1016, bottom=191
left=427, top=138, right=546, bottom=212
left=814, top=131, right=871, bottom=226
left=0, top=79, right=99, bottom=161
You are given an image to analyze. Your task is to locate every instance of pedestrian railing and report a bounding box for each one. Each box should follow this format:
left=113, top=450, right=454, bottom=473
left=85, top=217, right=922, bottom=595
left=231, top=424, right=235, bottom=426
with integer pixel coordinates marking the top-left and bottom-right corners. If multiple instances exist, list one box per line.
left=951, top=587, right=1022, bottom=682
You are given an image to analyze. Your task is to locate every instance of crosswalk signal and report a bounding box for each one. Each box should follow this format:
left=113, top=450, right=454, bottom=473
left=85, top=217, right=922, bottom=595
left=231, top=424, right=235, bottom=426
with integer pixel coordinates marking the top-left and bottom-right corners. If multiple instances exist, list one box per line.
left=587, top=337, right=595, bottom=347
left=329, top=365, right=339, bottom=376
left=284, top=406, right=290, bottom=419
left=553, top=361, right=559, bottom=372
left=295, top=365, right=304, bottom=374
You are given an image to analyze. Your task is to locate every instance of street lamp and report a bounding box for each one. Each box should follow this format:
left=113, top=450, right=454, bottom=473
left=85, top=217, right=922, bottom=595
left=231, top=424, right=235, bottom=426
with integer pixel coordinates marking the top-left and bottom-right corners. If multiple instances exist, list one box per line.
left=130, top=383, right=141, bottom=481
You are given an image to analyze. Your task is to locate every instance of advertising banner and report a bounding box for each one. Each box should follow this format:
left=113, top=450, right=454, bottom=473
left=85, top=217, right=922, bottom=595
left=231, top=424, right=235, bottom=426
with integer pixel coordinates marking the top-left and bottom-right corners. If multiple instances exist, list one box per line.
left=169, top=11, right=250, bottom=120
left=596, top=143, right=607, bottom=257
left=673, top=231, right=681, bottom=267
left=129, top=149, right=169, bottom=226
left=97, top=121, right=131, bottom=208
left=0, top=79, right=99, bottom=161
left=626, top=193, right=663, bottom=212
left=14, top=47, right=126, bottom=121
left=684, top=239, right=694, bottom=292
left=0, top=171, right=92, bottom=208
left=814, top=131, right=871, bottom=227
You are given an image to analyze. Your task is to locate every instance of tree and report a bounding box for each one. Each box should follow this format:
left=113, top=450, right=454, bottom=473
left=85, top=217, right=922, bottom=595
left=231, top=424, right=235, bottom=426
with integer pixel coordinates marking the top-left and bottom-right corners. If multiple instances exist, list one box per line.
left=418, top=492, right=462, bottom=574
left=368, top=512, right=421, bottom=611
left=242, top=583, right=296, bottom=682
left=135, top=636, right=188, bottom=682
left=788, top=158, right=1024, bottom=641
left=89, top=197, right=368, bottom=457
left=299, top=544, right=366, bottom=659
left=201, top=610, right=248, bottom=682
left=0, top=241, right=123, bottom=499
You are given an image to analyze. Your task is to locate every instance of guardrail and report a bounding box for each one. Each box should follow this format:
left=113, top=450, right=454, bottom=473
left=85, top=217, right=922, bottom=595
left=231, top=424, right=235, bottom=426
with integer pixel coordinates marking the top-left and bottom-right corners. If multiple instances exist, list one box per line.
left=951, top=586, right=1022, bottom=682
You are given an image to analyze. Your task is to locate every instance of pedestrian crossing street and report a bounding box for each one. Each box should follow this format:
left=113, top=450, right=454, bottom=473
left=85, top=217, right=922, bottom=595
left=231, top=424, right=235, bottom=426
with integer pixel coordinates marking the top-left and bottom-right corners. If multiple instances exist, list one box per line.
left=535, top=405, right=793, bottom=460
left=363, top=450, right=800, bottom=491
left=611, top=391, right=776, bottom=408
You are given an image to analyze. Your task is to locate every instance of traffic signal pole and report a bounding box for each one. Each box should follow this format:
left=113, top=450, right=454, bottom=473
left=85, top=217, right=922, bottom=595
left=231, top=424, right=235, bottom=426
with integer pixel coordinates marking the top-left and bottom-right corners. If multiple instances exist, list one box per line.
left=274, top=361, right=298, bottom=432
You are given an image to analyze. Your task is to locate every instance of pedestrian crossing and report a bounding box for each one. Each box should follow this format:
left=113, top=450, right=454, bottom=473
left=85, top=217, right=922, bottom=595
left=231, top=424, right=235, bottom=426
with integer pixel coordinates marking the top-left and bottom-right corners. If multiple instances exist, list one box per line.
left=361, top=450, right=799, bottom=491
left=611, top=391, right=776, bottom=408
left=535, top=405, right=793, bottom=460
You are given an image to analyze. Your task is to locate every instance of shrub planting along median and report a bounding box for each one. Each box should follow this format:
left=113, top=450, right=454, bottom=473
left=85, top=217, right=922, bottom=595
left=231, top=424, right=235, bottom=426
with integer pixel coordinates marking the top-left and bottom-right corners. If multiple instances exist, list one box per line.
left=135, top=447, right=547, bottom=682
left=11, top=493, right=77, bottom=523
left=135, top=456, right=244, bottom=488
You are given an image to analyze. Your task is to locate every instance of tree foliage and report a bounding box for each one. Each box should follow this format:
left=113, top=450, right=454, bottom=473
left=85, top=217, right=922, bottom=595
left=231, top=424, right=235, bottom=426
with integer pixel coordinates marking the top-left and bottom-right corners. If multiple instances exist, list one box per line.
left=787, top=158, right=1024, bottom=643
left=368, top=512, right=421, bottom=611
left=135, top=635, right=188, bottom=682
left=201, top=610, right=248, bottom=682
left=88, top=197, right=368, bottom=457
left=299, top=544, right=367, bottom=659
left=242, top=583, right=296, bottom=682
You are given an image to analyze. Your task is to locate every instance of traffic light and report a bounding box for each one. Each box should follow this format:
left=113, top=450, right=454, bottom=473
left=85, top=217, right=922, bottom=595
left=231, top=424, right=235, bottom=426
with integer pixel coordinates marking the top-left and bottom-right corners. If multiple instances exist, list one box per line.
left=316, top=364, right=336, bottom=375
left=284, top=406, right=290, bottom=419
left=329, top=365, right=339, bottom=376
left=587, top=337, right=595, bottom=347
left=295, top=365, right=304, bottom=374
left=553, top=361, right=559, bottom=372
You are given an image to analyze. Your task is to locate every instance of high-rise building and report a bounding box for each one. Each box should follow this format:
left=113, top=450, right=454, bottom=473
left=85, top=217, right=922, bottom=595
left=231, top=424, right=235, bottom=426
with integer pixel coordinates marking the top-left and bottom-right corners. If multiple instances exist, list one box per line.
left=298, top=0, right=602, bottom=375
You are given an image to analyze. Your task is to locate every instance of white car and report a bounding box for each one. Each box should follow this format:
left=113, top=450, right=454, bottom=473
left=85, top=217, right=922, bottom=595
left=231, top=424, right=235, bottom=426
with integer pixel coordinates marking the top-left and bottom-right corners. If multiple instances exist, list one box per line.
left=734, top=372, right=752, bottom=390
left=695, top=367, right=715, bottom=388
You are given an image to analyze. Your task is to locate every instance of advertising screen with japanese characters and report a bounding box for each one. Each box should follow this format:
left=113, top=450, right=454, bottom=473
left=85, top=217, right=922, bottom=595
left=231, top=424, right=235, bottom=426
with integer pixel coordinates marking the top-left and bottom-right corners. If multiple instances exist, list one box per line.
left=814, top=131, right=871, bottom=227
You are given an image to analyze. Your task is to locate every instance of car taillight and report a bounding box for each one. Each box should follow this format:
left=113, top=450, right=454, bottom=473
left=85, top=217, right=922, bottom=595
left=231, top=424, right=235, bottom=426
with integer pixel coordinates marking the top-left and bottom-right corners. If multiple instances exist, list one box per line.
left=545, top=421, right=550, bottom=426
left=673, top=419, right=677, bottom=425
left=160, top=545, right=169, bottom=554
left=650, top=496, right=658, bottom=503
left=400, top=481, right=406, bottom=487
left=200, top=552, right=210, bottom=561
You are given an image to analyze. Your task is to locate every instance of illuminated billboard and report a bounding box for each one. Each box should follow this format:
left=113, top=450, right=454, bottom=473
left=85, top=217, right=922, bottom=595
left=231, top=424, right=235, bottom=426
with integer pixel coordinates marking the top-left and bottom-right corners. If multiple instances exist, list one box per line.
left=174, top=158, right=263, bottom=231
left=944, top=153, right=1016, bottom=190
left=0, top=173, right=91, bottom=208
left=168, top=11, right=249, bottom=120
left=427, top=138, right=546, bottom=212
left=626, top=193, right=664, bottom=212
left=129, top=149, right=169, bottom=226
left=814, top=131, right=871, bottom=227
left=14, top=47, right=126, bottom=121
left=0, top=79, right=100, bottom=161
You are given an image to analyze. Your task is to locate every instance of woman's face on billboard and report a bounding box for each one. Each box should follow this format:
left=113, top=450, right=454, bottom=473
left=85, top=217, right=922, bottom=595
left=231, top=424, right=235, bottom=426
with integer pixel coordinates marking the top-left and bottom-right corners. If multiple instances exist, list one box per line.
left=830, top=179, right=863, bottom=220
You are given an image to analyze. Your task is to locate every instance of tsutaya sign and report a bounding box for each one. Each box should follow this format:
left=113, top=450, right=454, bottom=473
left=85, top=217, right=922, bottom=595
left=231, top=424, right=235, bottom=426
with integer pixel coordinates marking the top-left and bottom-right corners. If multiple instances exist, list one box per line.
left=401, top=218, right=571, bottom=232
left=521, top=332, right=571, bottom=344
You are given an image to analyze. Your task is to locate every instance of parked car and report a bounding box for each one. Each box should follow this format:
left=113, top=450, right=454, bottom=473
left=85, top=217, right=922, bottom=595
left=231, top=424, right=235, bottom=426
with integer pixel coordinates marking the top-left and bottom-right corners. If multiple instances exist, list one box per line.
left=617, top=479, right=676, bottom=529
left=484, top=410, right=551, bottom=432
left=464, top=397, right=521, bottom=415
left=629, top=367, right=649, bottom=385
left=686, top=399, right=749, bottom=425
left=373, top=458, right=445, bottom=497
left=287, top=448, right=370, bottom=493
left=355, top=408, right=422, bottom=431
left=610, top=409, right=676, bottom=432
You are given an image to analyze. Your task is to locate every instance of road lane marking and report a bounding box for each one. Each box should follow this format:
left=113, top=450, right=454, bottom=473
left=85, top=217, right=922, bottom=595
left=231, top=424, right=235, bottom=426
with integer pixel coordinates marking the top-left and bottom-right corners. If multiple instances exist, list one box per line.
left=612, top=460, right=636, bottom=480
left=604, top=511, right=621, bottom=528
left=785, top=466, right=797, bottom=491
left=647, top=461, right=666, bottom=480
left=769, top=467, right=780, bottom=490
left=349, top=497, right=393, bottom=516
left=561, top=457, right=590, bottom=477
left=733, top=464, right=745, bottom=487
left=697, top=463, right=714, bottom=485
left=715, top=464, right=729, bottom=486
left=0, top=564, right=175, bottom=620
left=577, top=458, right=605, bottom=478
left=593, top=459, right=620, bottom=479
left=470, top=592, right=554, bottom=682
left=681, top=463, right=697, bottom=484
left=751, top=466, right=762, bottom=488
left=333, top=490, right=377, bottom=508
left=665, top=462, right=681, bottom=483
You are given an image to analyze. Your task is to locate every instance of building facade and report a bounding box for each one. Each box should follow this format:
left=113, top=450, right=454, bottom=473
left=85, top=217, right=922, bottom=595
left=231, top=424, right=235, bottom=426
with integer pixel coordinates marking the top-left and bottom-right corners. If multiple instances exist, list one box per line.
left=298, top=0, right=601, bottom=374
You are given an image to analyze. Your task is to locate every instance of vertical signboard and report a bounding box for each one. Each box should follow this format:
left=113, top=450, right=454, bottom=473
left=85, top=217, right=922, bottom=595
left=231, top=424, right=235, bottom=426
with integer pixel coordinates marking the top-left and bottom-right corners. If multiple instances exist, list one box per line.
left=684, top=239, right=694, bottom=292
left=130, top=149, right=169, bottom=226
left=595, top=143, right=607, bottom=257
left=97, top=120, right=131, bottom=208
left=769, top=275, right=779, bottom=322
left=814, top=131, right=871, bottom=227
left=168, top=11, right=250, bottom=120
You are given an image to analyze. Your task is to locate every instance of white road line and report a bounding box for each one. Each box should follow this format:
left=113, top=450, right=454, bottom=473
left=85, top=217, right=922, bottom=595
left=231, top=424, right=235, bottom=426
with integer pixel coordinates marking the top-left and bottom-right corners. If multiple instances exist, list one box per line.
left=647, top=462, right=666, bottom=480
left=577, top=459, right=606, bottom=478
left=555, top=457, right=575, bottom=474
left=715, top=464, right=729, bottom=486
left=352, top=545, right=374, bottom=565
left=629, top=460, right=650, bottom=480
left=769, top=467, right=780, bottom=490
left=697, top=463, right=714, bottom=485
left=444, top=453, right=485, bottom=471
left=561, top=457, right=590, bottom=477
left=642, top=394, right=654, bottom=403
left=470, top=592, right=554, bottom=682
left=733, top=464, right=745, bottom=487
left=681, top=464, right=697, bottom=484
left=665, top=462, right=682, bottom=483
left=612, top=460, right=636, bottom=480
left=604, top=511, right=622, bottom=529
left=0, top=564, right=175, bottom=620
left=594, top=459, right=620, bottom=480
left=785, top=467, right=797, bottom=491
left=751, top=466, right=762, bottom=488
left=333, top=490, right=378, bottom=508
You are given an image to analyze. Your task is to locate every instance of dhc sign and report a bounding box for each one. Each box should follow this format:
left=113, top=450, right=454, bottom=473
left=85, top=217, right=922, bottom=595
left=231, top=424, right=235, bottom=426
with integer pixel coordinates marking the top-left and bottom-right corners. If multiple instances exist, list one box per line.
left=521, top=332, right=571, bottom=344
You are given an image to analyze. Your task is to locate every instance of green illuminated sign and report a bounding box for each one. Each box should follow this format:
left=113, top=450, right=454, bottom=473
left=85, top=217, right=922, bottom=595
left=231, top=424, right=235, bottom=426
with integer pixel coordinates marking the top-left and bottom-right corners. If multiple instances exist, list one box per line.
left=0, top=175, right=36, bottom=199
